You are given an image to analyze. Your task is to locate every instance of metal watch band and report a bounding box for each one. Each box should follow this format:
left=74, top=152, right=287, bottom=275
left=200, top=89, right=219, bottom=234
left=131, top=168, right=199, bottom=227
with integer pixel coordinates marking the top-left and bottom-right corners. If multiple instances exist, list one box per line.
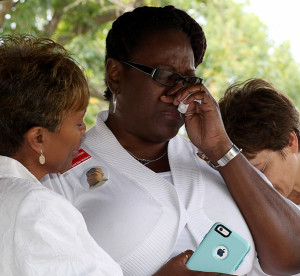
left=208, top=144, right=242, bottom=169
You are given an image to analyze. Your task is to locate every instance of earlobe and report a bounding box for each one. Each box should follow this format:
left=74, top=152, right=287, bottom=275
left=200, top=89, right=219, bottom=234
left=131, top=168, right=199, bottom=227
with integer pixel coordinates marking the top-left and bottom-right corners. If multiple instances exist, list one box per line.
left=106, top=58, right=122, bottom=95
left=289, top=131, right=299, bottom=153
left=24, top=127, right=45, bottom=155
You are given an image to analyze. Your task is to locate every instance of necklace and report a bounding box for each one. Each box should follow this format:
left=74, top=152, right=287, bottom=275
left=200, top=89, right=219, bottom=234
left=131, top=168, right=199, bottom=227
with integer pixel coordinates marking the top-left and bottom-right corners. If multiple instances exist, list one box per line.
left=126, top=150, right=167, bottom=166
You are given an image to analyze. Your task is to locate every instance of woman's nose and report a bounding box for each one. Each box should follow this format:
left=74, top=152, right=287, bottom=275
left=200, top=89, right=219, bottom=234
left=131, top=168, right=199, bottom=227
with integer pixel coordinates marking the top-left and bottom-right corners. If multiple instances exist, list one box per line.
left=166, top=81, right=184, bottom=97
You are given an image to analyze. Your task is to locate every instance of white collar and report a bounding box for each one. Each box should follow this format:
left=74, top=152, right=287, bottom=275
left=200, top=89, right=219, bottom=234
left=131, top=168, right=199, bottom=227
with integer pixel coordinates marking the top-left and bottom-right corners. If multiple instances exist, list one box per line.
left=99, top=110, right=109, bottom=121
left=0, top=155, right=40, bottom=185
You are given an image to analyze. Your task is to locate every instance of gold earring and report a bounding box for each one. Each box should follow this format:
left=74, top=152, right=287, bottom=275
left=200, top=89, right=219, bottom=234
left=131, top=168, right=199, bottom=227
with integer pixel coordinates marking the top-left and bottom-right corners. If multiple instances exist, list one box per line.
left=39, top=149, right=45, bottom=165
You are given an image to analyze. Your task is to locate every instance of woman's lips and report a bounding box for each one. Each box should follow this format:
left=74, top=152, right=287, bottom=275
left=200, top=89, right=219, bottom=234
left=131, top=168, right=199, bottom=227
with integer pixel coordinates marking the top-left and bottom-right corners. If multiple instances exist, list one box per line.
left=162, top=107, right=182, bottom=120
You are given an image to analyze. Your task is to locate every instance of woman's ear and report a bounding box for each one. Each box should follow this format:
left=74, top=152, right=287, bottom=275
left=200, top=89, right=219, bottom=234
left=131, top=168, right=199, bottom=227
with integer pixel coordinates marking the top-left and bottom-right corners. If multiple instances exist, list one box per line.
left=24, top=127, right=45, bottom=154
left=106, top=58, right=123, bottom=95
left=289, top=130, right=299, bottom=153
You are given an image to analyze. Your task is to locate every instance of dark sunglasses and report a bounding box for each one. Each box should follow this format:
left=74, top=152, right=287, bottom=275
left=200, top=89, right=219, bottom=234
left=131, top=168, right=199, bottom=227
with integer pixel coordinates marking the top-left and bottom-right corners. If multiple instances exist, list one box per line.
left=120, top=60, right=203, bottom=87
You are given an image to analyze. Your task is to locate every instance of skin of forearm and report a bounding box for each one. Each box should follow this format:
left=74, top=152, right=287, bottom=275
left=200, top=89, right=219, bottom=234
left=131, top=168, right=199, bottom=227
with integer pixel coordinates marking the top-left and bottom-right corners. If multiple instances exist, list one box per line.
left=218, top=153, right=300, bottom=275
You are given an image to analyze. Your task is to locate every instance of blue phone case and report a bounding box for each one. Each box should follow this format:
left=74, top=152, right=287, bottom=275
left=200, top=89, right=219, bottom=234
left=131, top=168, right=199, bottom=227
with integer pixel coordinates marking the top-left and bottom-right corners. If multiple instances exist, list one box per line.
left=186, top=223, right=250, bottom=274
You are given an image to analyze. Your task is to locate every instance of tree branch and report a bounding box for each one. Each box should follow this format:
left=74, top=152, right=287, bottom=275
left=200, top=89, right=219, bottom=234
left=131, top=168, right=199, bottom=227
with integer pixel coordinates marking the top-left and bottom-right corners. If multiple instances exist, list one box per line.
left=63, top=0, right=85, bottom=13
left=0, top=0, right=15, bottom=28
left=44, top=9, right=64, bottom=37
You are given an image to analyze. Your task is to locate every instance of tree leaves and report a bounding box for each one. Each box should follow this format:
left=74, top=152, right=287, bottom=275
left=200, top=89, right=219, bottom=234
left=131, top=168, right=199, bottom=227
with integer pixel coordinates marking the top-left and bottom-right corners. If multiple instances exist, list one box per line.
left=1, top=0, right=300, bottom=130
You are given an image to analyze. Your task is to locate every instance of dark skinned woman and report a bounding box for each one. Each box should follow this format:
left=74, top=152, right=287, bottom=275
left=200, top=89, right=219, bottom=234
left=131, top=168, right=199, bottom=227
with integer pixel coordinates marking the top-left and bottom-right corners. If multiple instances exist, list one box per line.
left=0, top=33, right=201, bottom=276
left=43, top=6, right=300, bottom=276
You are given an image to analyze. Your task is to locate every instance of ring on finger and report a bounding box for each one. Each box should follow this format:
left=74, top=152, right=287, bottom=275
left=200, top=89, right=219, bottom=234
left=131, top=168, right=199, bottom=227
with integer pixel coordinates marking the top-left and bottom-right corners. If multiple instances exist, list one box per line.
left=182, top=93, right=191, bottom=101
left=185, top=113, right=193, bottom=117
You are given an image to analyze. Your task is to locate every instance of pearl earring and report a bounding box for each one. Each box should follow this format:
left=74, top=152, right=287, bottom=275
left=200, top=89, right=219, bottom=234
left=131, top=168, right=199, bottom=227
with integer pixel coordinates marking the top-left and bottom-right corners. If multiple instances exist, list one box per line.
left=39, top=149, right=45, bottom=165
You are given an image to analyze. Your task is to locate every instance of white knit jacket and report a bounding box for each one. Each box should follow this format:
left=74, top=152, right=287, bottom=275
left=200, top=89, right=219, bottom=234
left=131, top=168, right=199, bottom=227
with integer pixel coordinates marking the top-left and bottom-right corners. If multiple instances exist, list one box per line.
left=43, top=111, right=255, bottom=276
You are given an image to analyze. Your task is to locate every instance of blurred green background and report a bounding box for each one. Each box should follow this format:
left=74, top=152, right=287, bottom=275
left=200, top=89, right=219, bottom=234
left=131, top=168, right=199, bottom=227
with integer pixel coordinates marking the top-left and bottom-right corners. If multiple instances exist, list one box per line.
left=1, top=0, right=300, bottom=129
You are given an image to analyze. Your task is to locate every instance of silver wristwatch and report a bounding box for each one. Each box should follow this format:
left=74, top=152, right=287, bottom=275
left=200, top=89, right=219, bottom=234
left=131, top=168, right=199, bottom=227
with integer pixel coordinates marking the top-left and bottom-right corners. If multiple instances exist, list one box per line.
left=208, top=144, right=242, bottom=170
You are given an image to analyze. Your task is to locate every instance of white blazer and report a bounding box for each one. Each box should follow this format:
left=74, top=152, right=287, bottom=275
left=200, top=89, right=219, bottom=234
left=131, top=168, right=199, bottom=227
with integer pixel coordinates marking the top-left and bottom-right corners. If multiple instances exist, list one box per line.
left=43, top=111, right=256, bottom=276
left=0, top=155, right=122, bottom=276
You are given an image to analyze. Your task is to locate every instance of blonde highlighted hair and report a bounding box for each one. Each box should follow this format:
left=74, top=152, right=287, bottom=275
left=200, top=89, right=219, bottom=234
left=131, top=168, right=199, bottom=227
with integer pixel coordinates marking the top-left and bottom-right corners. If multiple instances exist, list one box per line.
left=0, top=35, right=89, bottom=156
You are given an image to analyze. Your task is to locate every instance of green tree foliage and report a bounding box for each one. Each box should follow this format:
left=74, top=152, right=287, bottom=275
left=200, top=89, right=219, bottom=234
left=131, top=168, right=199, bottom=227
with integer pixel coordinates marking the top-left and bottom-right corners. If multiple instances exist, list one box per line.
left=193, top=0, right=300, bottom=105
left=1, top=0, right=300, bottom=129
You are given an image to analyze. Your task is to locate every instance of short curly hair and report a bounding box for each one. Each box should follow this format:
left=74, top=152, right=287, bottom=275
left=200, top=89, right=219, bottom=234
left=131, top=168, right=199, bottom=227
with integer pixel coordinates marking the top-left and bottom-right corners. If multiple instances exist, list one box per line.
left=104, top=5, right=207, bottom=100
left=219, top=78, right=300, bottom=159
left=0, top=35, right=89, bottom=157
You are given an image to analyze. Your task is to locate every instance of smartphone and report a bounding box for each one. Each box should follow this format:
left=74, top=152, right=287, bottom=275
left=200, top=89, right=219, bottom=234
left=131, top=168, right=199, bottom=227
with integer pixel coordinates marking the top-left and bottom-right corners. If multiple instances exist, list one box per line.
left=186, top=222, right=250, bottom=274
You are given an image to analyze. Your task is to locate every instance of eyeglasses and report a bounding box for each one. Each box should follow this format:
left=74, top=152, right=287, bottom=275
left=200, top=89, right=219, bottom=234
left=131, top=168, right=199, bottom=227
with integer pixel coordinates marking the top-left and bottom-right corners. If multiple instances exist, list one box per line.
left=261, top=151, right=273, bottom=172
left=120, top=60, right=203, bottom=87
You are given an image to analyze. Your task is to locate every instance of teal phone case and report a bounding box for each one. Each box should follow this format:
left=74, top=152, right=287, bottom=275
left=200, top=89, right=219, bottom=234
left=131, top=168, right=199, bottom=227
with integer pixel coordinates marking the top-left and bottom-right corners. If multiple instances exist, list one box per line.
left=186, top=223, right=250, bottom=274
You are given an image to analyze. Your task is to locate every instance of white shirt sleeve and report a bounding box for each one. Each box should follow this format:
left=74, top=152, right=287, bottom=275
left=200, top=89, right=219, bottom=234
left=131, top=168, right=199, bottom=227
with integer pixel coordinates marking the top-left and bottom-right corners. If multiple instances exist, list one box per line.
left=13, top=188, right=123, bottom=276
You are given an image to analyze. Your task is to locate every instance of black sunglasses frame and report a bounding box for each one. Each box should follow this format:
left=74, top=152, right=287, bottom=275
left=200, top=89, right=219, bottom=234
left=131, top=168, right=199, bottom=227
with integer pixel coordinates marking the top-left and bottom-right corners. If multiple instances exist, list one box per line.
left=120, top=60, right=202, bottom=87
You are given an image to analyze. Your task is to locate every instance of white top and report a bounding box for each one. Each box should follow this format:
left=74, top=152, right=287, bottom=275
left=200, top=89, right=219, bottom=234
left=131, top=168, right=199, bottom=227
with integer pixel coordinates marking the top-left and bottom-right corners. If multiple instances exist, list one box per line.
left=0, top=155, right=122, bottom=276
left=42, top=110, right=256, bottom=276
left=158, top=171, right=197, bottom=259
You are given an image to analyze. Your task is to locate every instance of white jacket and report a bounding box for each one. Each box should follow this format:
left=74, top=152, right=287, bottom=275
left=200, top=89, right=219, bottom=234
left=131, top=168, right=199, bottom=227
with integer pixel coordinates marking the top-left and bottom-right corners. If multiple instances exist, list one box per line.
left=43, top=111, right=256, bottom=276
left=0, top=155, right=122, bottom=276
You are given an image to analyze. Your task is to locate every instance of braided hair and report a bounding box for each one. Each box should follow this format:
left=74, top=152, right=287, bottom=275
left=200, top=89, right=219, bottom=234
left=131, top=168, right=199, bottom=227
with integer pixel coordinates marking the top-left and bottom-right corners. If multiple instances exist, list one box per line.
left=104, top=5, right=206, bottom=100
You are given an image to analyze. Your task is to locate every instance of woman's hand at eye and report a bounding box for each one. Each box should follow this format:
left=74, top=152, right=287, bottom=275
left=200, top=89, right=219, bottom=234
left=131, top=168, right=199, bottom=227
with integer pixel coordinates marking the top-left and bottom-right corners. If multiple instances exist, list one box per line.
left=161, top=84, right=232, bottom=162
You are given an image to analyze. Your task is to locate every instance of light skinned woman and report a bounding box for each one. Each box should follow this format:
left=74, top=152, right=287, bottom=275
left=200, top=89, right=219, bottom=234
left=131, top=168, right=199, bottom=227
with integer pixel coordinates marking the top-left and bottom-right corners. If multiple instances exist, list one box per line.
left=43, top=6, right=300, bottom=276
left=219, top=78, right=300, bottom=276
left=219, top=78, right=300, bottom=205
left=0, top=34, right=123, bottom=276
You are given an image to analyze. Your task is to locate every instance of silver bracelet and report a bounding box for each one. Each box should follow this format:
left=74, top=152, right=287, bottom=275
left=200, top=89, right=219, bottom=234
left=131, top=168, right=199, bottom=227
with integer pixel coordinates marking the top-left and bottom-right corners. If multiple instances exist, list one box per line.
left=208, top=144, right=242, bottom=170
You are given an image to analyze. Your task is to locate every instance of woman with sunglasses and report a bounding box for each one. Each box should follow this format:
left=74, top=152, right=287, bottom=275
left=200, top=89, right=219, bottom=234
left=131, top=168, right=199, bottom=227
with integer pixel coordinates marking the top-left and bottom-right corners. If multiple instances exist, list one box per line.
left=219, top=78, right=300, bottom=276
left=0, top=34, right=203, bottom=276
left=43, top=6, right=300, bottom=276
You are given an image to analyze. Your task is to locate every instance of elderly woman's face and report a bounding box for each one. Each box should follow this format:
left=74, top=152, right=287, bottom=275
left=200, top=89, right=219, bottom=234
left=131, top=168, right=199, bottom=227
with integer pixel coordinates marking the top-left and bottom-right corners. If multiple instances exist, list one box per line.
left=116, top=29, right=196, bottom=142
left=249, top=149, right=299, bottom=198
